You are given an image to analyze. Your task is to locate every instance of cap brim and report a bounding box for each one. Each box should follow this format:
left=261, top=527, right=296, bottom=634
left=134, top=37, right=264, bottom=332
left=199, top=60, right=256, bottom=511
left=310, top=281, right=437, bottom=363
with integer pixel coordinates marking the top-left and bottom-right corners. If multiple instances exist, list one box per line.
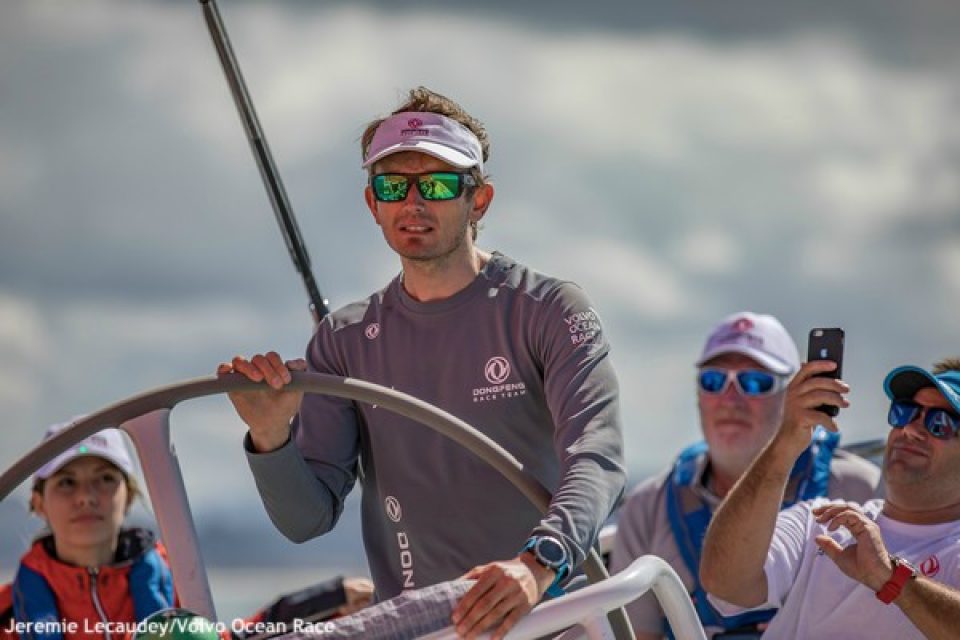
left=362, top=140, right=478, bottom=170
left=35, top=449, right=132, bottom=480
left=884, top=365, right=960, bottom=414
left=696, top=345, right=794, bottom=375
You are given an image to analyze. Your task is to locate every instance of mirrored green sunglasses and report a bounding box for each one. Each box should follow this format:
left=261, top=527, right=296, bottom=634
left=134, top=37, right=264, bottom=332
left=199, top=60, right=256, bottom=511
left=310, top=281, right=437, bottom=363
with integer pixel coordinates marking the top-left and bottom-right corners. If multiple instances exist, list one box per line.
left=371, top=172, right=477, bottom=202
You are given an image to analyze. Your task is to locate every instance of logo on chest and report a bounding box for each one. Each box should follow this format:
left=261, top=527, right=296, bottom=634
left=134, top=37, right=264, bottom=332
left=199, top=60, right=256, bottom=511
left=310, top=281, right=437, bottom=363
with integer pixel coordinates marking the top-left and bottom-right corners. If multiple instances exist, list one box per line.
left=920, top=555, right=940, bottom=578
left=472, top=356, right=527, bottom=403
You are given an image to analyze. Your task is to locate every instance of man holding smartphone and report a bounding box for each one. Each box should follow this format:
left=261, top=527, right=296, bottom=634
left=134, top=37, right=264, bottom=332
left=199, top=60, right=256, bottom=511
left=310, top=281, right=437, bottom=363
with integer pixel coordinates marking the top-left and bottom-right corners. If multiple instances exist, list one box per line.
left=701, top=358, right=960, bottom=638
left=610, top=312, right=880, bottom=639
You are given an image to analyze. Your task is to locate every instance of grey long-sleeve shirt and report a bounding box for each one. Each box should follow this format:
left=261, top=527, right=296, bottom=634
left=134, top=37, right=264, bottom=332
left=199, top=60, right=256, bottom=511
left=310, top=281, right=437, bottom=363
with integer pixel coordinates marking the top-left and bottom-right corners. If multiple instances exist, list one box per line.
left=247, top=253, right=625, bottom=598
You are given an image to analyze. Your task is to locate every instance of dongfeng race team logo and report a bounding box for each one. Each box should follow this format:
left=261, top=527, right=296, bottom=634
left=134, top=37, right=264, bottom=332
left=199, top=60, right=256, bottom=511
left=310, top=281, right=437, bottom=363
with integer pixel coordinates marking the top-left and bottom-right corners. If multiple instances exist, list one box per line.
left=920, top=555, right=940, bottom=577
left=484, top=356, right=511, bottom=384
left=732, top=316, right=754, bottom=333
left=472, top=356, right=526, bottom=403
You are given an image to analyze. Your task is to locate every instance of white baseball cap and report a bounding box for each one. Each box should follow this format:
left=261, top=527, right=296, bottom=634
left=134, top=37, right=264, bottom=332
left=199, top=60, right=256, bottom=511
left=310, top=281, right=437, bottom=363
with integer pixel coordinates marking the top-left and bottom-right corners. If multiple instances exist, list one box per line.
left=696, top=311, right=800, bottom=376
left=34, top=419, right=135, bottom=480
left=362, top=111, right=484, bottom=171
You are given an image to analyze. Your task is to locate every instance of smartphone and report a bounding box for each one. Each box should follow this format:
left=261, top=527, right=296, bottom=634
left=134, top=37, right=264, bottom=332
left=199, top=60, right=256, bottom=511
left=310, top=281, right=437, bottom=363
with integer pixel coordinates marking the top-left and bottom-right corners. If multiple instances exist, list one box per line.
left=807, top=328, right=845, bottom=417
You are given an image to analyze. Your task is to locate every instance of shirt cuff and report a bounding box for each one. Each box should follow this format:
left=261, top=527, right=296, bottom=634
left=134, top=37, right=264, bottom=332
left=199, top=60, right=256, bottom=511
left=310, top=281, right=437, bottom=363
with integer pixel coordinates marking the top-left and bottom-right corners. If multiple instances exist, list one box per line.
left=243, top=430, right=292, bottom=455
left=705, top=563, right=778, bottom=617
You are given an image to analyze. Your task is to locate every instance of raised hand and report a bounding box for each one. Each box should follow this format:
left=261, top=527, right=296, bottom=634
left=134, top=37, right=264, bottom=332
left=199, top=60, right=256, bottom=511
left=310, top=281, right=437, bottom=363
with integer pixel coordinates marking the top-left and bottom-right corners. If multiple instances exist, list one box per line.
left=775, top=360, right=850, bottom=459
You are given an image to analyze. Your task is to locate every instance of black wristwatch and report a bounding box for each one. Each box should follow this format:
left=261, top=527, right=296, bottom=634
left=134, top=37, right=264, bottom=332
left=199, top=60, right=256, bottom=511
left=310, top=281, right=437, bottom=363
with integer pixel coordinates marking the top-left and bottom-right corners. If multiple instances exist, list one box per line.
left=523, top=535, right=570, bottom=597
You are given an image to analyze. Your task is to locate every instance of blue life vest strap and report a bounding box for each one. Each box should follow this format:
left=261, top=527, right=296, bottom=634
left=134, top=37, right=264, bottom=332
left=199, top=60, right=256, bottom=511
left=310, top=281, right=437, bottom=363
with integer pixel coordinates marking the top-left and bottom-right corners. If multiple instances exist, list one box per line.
left=12, top=565, right=63, bottom=640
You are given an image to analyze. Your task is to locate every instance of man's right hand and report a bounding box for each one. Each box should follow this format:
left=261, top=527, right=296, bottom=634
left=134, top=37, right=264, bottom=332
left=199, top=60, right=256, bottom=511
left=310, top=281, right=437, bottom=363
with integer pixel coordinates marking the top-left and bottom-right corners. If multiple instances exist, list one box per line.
left=217, top=352, right=307, bottom=453
left=775, top=359, right=850, bottom=460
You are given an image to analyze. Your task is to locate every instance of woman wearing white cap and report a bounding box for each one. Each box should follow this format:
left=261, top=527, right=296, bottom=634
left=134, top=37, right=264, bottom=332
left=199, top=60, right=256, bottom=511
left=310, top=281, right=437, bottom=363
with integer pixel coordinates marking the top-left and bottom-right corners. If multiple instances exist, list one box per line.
left=1, top=424, right=374, bottom=639
left=6, top=423, right=175, bottom=639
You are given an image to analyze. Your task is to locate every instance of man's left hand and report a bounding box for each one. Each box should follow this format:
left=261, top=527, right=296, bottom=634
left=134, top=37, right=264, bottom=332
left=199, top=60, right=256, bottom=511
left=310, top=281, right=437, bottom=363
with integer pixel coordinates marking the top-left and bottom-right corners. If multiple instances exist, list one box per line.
left=813, top=504, right=893, bottom=591
left=451, top=553, right=553, bottom=639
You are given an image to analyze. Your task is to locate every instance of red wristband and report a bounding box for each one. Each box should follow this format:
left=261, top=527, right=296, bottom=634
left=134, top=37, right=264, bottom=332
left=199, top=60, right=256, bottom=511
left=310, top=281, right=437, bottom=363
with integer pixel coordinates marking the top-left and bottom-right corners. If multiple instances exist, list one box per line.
left=875, top=556, right=917, bottom=604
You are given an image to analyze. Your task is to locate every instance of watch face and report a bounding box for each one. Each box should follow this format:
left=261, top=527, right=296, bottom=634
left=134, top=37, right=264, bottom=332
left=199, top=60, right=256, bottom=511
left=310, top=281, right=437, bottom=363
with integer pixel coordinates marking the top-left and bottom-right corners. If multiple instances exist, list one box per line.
left=536, top=537, right=567, bottom=567
left=894, top=557, right=918, bottom=576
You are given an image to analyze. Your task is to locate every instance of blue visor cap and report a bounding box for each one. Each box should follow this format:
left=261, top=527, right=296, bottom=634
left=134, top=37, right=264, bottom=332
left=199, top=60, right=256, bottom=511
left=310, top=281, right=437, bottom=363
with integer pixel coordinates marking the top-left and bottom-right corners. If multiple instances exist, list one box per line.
left=883, top=366, right=960, bottom=415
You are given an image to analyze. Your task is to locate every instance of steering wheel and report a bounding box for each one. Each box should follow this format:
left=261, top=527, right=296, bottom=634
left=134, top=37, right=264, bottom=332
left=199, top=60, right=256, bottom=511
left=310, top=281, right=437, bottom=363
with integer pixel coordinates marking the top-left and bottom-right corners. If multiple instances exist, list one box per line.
left=0, top=372, right=635, bottom=640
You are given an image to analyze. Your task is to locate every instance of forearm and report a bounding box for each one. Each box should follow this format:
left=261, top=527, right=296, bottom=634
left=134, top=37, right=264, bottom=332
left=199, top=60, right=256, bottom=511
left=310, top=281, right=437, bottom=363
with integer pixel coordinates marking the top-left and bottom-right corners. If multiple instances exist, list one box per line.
left=895, top=578, right=960, bottom=640
left=700, top=438, right=795, bottom=605
left=245, top=433, right=343, bottom=542
left=543, top=362, right=625, bottom=568
left=248, top=419, right=293, bottom=453
left=535, top=450, right=626, bottom=569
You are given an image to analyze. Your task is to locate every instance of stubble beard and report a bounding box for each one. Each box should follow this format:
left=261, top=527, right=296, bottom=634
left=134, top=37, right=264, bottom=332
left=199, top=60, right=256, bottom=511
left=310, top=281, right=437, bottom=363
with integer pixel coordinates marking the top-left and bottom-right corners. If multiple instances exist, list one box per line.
left=398, top=215, right=472, bottom=272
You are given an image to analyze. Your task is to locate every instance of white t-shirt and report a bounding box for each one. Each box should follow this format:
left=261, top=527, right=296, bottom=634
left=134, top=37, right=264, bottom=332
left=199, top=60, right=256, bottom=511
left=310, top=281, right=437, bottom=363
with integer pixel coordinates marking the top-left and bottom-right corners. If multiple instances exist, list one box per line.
left=610, top=451, right=881, bottom=637
left=710, top=498, right=960, bottom=639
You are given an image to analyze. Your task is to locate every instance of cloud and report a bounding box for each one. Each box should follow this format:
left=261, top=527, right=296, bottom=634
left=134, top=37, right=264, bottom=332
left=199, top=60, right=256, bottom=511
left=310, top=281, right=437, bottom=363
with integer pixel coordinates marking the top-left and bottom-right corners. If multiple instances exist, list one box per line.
left=939, top=240, right=960, bottom=296
left=569, top=237, right=695, bottom=320
left=670, top=226, right=741, bottom=276
left=1, top=0, right=959, bottom=509
left=0, top=294, right=49, bottom=426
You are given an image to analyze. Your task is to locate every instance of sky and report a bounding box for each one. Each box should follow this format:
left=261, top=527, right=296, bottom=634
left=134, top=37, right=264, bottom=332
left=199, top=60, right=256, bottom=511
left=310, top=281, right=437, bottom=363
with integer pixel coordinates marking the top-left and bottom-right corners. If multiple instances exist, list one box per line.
left=1, top=0, right=959, bottom=604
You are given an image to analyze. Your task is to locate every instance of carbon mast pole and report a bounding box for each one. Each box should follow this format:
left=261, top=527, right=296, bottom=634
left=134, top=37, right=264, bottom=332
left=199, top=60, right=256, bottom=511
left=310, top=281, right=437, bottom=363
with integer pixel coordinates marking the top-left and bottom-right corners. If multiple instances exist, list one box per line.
left=199, top=0, right=330, bottom=325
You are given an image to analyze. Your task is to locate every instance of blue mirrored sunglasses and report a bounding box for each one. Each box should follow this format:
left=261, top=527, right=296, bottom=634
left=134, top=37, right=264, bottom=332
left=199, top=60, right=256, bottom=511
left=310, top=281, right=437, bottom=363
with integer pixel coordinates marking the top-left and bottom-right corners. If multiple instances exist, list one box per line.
left=887, top=400, right=960, bottom=440
left=698, top=368, right=784, bottom=397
